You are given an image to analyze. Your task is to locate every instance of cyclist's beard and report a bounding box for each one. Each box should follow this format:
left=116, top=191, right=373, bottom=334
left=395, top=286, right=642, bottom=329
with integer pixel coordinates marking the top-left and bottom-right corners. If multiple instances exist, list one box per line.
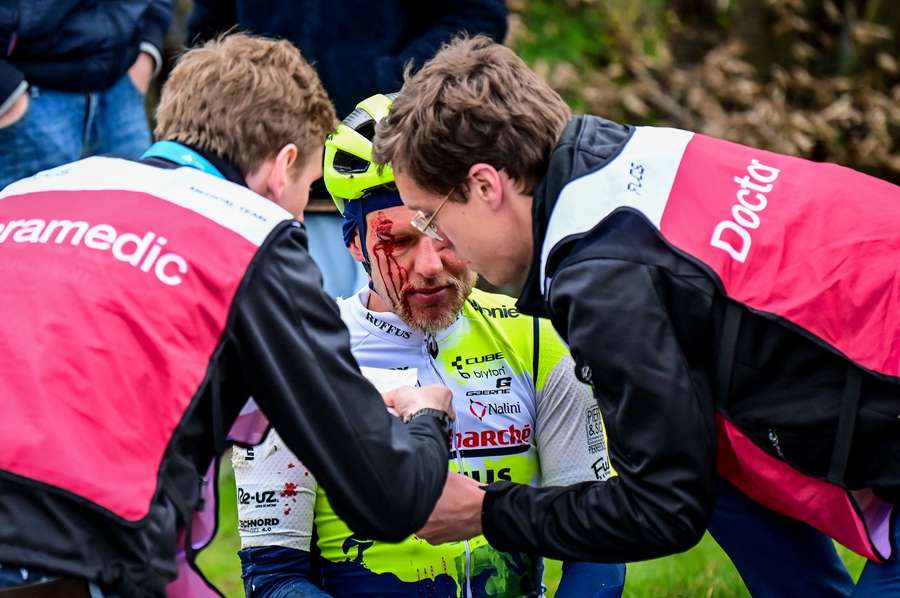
left=393, top=270, right=478, bottom=335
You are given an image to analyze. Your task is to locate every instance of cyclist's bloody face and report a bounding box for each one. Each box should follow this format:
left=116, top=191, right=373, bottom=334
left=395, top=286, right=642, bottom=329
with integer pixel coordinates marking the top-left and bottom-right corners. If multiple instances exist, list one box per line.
left=363, top=206, right=476, bottom=334
left=393, top=170, right=533, bottom=289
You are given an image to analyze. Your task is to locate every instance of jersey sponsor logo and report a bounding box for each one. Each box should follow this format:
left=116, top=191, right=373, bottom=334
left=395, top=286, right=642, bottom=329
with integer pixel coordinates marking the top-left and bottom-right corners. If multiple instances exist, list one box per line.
left=585, top=405, right=607, bottom=455
left=468, top=298, right=520, bottom=319
left=462, top=466, right=512, bottom=484
left=465, top=388, right=511, bottom=396
left=239, top=517, right=280, bottom=530
left=464, top=376, right=514, bottom=398
left=454, top=423, right=532, bottom=448
left=467, top=399, right=522, bottom=421
left=364, top=312, right=413, bottom=339
left=237, top=487, right=278, bottom=508
left=592, top=457, right=612, bottom=481
left=451, top=352, right=506, bottom=380
left=0, top=217, right=188, bottom=285
left=469, top=399, right=487, bottom=420
left=710, top=158, right=781, bottom=263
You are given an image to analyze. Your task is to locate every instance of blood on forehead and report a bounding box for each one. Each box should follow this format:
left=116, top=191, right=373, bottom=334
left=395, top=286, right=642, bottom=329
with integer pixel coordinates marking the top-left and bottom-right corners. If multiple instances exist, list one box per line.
left=370, top=213, right=409, bottom=304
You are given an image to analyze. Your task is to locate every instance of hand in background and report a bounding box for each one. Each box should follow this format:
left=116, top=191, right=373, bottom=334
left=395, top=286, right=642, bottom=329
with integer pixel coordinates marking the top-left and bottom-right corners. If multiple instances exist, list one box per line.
left=128, top=52, right=155, bottom=94
left=0, top=92, right=28, bottom=129
left=417, top=472, right=485, bottom=544
left=383, top=384, right=455, bottom=421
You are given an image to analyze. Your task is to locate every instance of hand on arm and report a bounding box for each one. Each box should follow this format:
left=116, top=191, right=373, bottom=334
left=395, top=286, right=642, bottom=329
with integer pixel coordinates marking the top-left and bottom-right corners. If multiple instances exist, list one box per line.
left=382, top=384, right=455, bottom=422
left=480, top=258, right=716, bottom=562
left=234, top=225, right=450, bottom=542
left=416, top=472, right=484, bottom=544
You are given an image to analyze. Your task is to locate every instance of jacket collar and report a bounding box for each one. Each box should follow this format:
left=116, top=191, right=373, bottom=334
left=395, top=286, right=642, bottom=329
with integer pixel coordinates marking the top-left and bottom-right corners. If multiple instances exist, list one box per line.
left=141, top=141, right=249, bottom=188
left=516, top=115, right=632, bottom=316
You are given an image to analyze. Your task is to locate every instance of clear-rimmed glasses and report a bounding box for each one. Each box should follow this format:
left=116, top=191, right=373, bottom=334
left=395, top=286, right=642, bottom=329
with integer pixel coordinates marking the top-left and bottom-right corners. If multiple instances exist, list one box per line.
left=410, top=187, right=455, bottom=241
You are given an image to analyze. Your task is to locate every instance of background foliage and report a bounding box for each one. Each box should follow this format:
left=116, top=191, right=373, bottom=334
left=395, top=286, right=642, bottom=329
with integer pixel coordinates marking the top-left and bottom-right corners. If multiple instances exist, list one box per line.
left=508, top=0, right=898, bottom=181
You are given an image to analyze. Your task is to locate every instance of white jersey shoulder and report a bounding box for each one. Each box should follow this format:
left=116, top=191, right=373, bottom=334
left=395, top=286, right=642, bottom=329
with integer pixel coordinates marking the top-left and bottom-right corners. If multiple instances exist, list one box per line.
left=540, top=126, right=694, bottom=293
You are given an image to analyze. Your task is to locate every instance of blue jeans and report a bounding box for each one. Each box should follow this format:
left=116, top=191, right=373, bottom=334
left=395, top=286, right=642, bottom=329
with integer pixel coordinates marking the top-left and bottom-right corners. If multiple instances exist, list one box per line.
left=709, top=477, right=900, bottom=597
left=0, top=564, right=52, bottom=588
left=0, top=564, right=117, bottom=598
left=303, top=213, right=367, bottom=299
left=0, top=73, right=151, bottom=189
left=555, top=561, right=625, bottom=598
left=240, top=546, right=332, bottom=598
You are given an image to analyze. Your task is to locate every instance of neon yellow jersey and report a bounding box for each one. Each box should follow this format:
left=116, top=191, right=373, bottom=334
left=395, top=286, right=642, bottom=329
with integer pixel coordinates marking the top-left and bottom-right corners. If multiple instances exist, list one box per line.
left=309, top=288, right=614, bottom=597
left=232, top=288, right=614, bottom=596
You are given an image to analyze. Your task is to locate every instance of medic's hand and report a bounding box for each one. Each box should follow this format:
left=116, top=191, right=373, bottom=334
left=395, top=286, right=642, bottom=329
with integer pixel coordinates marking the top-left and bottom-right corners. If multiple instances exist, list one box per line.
left=383, top=384, right=455, bottom=421
left=417, top=472, right=484, bottom=544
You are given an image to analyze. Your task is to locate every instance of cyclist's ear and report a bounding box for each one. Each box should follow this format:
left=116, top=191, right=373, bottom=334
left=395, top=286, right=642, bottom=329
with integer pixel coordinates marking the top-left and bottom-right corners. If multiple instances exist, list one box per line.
left=348, top=231, right=365, bottom=263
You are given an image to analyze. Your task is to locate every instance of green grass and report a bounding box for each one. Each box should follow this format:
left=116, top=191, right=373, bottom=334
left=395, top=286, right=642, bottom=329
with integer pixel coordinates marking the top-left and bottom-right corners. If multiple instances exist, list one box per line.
left=199, top=459, right=866, bottom=597
left=196, top=458, right=242, bottom=598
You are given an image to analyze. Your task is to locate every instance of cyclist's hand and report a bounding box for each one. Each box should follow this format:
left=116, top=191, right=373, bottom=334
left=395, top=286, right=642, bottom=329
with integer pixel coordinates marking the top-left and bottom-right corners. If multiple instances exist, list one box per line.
left=383, top=384, right=455, bottom=421
left=417, top=472, right=484, bottom=544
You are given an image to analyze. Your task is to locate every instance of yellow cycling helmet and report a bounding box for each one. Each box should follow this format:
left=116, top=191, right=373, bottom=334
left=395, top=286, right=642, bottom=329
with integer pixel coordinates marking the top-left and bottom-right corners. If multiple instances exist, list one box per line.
left=323, top=93, right=397, bottom=214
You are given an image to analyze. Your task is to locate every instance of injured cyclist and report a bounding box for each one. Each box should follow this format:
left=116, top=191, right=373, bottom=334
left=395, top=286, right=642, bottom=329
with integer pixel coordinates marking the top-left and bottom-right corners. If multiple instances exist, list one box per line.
left=230, top=93, right=626, bottom=598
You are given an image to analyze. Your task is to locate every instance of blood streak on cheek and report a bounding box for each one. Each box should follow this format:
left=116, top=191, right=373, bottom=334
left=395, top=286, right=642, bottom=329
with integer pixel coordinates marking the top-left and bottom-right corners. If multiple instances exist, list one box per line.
left=371, top=214, right=408, bottom=302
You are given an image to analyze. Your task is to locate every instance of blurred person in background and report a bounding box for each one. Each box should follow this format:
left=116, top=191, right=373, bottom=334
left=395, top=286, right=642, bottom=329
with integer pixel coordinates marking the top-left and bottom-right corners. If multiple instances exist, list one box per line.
left=375, top=35, right=900, bottom=595
left=185, top=0, right=507, bottom=298
left=231, top=93, right=625, bottom=598
left=0, top=0, right=172, bottom=189
left=0, top=35, right=453, bottom=598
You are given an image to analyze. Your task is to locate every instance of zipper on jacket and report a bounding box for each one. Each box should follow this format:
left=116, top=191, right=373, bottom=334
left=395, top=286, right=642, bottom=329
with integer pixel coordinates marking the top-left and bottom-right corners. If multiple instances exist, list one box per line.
left=423, top=334, right=473, bottom=598
left=426, top=334, right=438, bottom=358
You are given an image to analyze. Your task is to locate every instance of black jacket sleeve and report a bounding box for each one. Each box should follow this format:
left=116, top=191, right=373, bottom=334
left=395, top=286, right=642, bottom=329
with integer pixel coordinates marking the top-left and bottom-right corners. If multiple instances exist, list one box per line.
left=231, top=223, right=450, bottom=542
left=374, top=1, right=507, bottom=90
left=482, top=258, right=716, bottom=562
left=138, top=0, right=173, bottom=55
